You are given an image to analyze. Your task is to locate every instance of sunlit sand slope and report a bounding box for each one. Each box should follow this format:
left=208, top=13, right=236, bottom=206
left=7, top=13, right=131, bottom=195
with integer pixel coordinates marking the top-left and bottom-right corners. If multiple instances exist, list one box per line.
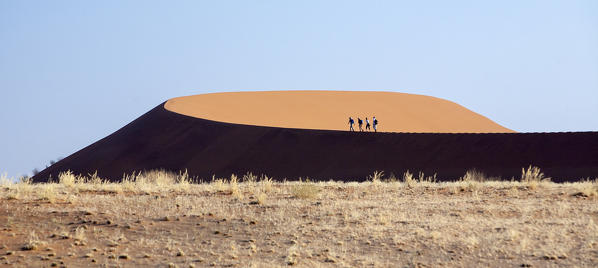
left=165, top=91, right=514, bottom=133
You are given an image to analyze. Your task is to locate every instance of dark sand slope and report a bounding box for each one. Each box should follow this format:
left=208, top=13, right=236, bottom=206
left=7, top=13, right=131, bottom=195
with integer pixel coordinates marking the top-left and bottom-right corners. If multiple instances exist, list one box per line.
left=33, top=102, right=598, bottom=183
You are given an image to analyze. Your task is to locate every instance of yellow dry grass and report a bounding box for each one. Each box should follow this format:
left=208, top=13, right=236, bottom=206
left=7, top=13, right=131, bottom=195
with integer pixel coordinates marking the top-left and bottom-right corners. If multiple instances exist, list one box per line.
left=0, top=170, right=596, bottom=267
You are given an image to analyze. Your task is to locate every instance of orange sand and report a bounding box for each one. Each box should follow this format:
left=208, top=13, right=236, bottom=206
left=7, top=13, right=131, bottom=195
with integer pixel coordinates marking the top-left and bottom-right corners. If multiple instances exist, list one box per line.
left=165, top=91, right=513, bottom=133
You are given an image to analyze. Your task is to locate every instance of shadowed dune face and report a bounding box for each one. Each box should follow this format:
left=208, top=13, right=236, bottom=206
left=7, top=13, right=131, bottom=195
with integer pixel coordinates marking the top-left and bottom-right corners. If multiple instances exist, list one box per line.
left=32, top=101, right=598, bottom=183
left=165, top=91, right=514, bottom=133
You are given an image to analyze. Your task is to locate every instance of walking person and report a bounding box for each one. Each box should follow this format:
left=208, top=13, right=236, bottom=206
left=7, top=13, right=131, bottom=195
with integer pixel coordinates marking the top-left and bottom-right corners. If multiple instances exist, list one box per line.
left=357, top=117, right=363, bottom=132
left=348, top=117, right=355, bottom=131
left=365, top=117, right=371, bottom=131
left=373, top=116, right=379, bottom=132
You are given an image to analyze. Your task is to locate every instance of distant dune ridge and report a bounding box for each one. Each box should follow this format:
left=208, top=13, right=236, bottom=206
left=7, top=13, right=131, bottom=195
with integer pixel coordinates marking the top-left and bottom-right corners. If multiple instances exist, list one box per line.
left=33, top=91, right=598, bottom=183
left=165, top=91, right=514, bottom=133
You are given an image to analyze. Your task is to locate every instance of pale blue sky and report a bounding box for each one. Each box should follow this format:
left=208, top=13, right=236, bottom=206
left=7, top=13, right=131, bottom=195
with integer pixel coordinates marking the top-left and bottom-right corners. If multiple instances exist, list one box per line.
left=1, top=0, right=597, bottom=178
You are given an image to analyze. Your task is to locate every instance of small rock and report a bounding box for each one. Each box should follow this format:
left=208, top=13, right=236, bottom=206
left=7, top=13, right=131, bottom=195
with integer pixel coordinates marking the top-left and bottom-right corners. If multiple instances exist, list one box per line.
left=324, top=256, right=337, bottom=263
left=572, top=192, right=588, bottom=198
left=21, top=244, right=36, bottom=251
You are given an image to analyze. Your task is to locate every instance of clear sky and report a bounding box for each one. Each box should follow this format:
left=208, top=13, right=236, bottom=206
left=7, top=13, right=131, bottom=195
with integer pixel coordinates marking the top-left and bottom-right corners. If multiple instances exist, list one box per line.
left=1, top=0, right=597, bottom=178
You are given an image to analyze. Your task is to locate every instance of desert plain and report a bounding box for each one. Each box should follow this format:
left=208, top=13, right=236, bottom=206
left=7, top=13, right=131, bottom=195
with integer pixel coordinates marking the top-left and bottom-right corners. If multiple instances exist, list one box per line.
left=2, top=169, right=598, bottom=267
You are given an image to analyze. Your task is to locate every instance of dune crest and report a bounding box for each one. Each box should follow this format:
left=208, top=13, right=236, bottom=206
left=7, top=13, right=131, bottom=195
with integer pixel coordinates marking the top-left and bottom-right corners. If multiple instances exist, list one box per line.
left=165, top=91, right=514, bottom=133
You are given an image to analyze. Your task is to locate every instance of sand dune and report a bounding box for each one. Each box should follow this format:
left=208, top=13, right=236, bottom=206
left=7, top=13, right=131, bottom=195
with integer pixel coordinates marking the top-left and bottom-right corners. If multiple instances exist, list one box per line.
left=165, top=91, right=514, bottom=133
left=31, top=91, right=598, bottom=182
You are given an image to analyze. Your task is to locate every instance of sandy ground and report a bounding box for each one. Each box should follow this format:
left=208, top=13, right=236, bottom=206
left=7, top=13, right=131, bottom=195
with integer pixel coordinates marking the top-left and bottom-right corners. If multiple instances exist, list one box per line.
left=2, top=171, right=597, bottom=267
left=165, top=91, right=514, bottom=133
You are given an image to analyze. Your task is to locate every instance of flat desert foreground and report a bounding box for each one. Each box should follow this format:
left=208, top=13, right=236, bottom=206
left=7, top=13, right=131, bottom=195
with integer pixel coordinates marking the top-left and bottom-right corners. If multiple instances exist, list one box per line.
left=1, top=171, right=597, bottom=267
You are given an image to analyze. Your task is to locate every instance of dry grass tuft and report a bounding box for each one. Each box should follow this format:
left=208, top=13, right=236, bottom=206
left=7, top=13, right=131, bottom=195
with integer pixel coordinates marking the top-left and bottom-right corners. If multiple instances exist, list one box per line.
left=260, top=175, right=274, bottom=193
left=87, top=171, right=105, bottom=184
left=137, top=169, right=176, bottom=185
left=416, top=171, right=437, bottom=184
left=403, top=170, right=416, bottom=188
left=403, top=170, right=437, bottom=188
left=457, top=169, right=488, bottom=191
left=572, top=179, right=598, bottom=198
left=368, top=170, right=384, bottom=184
left=0, top=173, right=12, bottom=185
left=291, top=180, right=320, bottom=199
left=38, top=183, right=57, bottom=203
left=58, top=170, right=77, bottom=186
left=256, top=192, right=267, bottom=205
left=461, top=169, right=487, bottom=182
left=229, top=174, right=242, bottom=199
left=211, top=177, right=226, bottom=192
left=521, top=165, right=550, bottom=189
left=22, top=231, right=47, bottom=251
left=74, top=226, right=86, bottom=242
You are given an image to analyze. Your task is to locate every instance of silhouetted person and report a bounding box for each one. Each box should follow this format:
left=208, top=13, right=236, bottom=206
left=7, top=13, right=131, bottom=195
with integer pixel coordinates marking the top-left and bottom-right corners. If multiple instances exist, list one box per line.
left=348, top=117, right=355, bottom=131
left=357, top=117, right=363, bottom=132
left=365, top=117, right=371, bottom=131
left=373, top=116, right=378, bottom=132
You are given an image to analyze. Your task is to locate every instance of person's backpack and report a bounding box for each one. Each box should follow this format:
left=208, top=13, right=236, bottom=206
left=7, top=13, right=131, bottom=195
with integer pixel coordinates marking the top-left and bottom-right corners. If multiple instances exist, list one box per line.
left=374, top=119, right=378, bottom=125
left=358, top=119, right=363, bottom=124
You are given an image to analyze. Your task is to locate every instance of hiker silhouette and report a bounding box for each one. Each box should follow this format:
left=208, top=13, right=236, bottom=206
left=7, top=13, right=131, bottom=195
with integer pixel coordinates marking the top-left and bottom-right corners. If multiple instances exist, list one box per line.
left=348, top=117, right=355, bottom=131
left=357, top=118, right=363, bottom=132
